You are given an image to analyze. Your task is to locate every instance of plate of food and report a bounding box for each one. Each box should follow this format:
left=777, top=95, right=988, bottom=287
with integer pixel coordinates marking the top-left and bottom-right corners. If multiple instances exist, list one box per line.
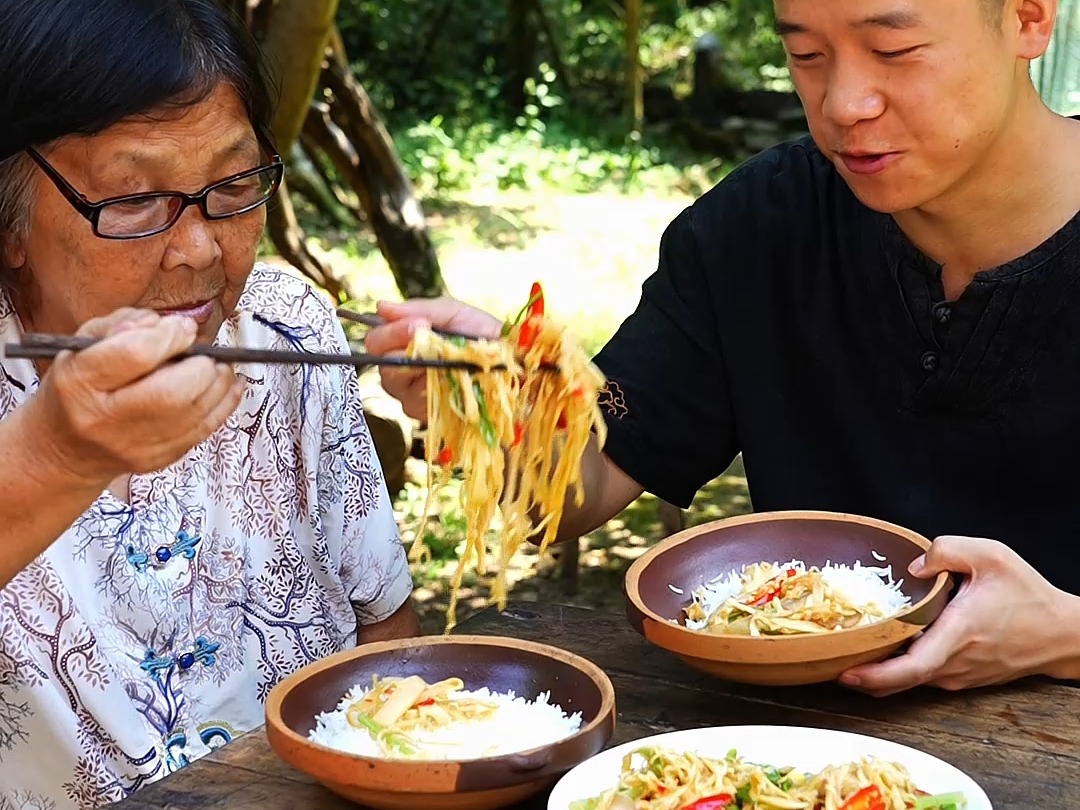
left=547, top=725, right=988, bottom=810
left=623, top=511, right=953, bottom=685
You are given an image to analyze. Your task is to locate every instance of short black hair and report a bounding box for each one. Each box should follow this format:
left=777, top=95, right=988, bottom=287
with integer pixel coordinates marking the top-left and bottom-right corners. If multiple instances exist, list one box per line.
left=979, top=0, right=1005, bottom=26
left=0, top=0, right=277, bottom=162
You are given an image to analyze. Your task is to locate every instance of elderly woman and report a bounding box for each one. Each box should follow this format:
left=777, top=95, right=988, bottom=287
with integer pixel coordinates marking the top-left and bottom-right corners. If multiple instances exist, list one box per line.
left=0, top=0, right=419, bottom=806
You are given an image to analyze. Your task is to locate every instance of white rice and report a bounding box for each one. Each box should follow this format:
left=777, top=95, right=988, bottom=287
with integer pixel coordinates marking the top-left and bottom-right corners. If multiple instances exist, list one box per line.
left=683, top=556, right=911, bottom=631
left=307, top=684, right=583, bottom=760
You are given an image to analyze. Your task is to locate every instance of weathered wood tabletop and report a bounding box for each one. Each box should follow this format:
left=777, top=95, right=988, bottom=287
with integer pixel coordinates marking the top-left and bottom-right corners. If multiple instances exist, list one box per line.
left=113, top=601, right=1080, bottom=810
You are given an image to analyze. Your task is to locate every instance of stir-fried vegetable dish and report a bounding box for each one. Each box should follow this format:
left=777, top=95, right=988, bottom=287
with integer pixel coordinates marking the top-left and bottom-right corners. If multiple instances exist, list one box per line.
left=684, top=561, right=904, bottom=636
left=407, top=282, right=608, bottom=631
left=569, top=746, right=967, bottom=810
left=342, top=674, right=498, bottom=757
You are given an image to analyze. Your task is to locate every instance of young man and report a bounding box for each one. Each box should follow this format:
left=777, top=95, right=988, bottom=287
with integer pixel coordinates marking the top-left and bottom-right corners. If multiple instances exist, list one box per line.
left=368, top=0, right=1080, bottom=696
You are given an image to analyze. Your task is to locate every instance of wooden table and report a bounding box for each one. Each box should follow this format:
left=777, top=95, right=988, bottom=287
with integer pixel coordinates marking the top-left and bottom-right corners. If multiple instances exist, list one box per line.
left=114, top=601, right=1080, bottom=810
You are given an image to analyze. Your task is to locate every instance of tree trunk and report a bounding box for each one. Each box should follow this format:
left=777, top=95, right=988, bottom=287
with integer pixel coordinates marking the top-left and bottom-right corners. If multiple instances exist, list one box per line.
left=285, top=142, right=357, bottom=231
left=319, top=45, right=446, bottom=299
left=624, top=0, right=644, bottom=136
left=505, top=0, right=538, bottom=114
left=259, top=0, right=341, bottom=152
left=265, top=177, right=352, bottom=302
left=298, top=135, right=366, bottom=223
left=237, top=2, right=446, bottom=302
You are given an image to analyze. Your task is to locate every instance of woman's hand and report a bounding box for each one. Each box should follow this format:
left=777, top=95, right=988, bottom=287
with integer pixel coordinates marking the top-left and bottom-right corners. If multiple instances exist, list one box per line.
left=27, top=307, right=245, bottom=486
left=364, top=298, right=502, bottom=420
left=839, top=535, right=1080, bottom=696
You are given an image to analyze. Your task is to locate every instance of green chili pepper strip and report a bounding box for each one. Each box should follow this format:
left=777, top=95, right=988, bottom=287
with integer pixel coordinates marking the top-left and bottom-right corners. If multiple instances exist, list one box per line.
left=351, top=713, right=415, bottom=756
left=472, top=381, right=497, bottom=448
left=445, top=372, right=466, bottom=419
left=913, top=792, right=967, bottom=810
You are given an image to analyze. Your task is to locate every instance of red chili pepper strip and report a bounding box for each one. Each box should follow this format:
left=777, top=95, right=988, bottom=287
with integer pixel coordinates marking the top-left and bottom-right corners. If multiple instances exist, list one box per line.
left=417, top=698, right=435, bottom=707
left=749, top=584, right=782, bottom=607
left=435, top=446, right=453, bottom=465
left=681, top=794, right=734, bottom=810
left=516, top=282, right=545, bottom=350
left=512, top=423, right=524, bottom=447
left=839, top=785, right=885, bottom=810
left=518, top=316, right=540, bottom=351
left=527, top=282, right=544, bottom=317
left=748, top=568, right=798, bottom=606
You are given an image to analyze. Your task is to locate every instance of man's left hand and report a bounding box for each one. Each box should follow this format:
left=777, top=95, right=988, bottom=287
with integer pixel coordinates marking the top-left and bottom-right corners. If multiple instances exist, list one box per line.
left=839, top=535, right=1078, bottom=697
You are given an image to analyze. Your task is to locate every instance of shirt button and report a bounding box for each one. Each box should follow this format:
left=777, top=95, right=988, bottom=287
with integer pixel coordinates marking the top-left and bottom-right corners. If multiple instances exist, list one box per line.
left=932, top=303, right=952, bottom=324
left=921, top=351, right=939, bottom=372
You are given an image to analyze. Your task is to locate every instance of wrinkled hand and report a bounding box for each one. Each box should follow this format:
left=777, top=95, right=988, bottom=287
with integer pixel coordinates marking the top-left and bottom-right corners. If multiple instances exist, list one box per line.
left=364, top=298, right=502, bottom=420
left=839, top=535, right=1076, bottom=697
left=27, top=308, right=245, bottom=485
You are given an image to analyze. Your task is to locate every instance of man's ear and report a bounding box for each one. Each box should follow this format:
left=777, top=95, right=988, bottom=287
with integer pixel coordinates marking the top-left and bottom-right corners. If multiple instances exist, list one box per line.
left=1011, top=0, right=1058, bottom=61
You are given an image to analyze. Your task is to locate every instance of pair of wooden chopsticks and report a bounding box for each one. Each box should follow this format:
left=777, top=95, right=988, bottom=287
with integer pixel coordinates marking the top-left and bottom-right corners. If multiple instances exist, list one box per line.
left=0, top=333, right=508, bottom=371
left=1, top=310, right=550, bottom=373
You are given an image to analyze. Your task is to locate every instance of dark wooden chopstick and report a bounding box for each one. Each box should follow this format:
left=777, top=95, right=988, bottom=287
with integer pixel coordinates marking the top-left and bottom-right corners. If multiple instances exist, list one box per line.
left=3, top=333, right=523, bottom=372
left=5, top=332, right=562, bottom=373
left=336, top=308, right=488, bottom=342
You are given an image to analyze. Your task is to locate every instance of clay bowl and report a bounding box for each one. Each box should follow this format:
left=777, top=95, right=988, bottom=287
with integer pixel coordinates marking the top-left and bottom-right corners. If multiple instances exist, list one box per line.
left=265, top=634, right=616, bottom=810
left=624, top=510, right=952, bottom=686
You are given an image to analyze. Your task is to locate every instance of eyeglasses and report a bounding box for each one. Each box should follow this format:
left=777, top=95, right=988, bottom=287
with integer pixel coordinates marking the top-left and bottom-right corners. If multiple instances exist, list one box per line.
left=25, top=145, right=284, bottom=240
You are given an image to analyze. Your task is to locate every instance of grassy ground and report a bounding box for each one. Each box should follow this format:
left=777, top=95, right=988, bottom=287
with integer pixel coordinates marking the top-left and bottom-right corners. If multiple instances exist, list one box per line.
left=303, top=185, right=752, bottom=634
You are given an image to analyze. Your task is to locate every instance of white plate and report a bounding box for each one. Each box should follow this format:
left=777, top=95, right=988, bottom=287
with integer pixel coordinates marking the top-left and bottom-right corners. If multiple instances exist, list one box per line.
left=548, top=725, right=992, bottom=809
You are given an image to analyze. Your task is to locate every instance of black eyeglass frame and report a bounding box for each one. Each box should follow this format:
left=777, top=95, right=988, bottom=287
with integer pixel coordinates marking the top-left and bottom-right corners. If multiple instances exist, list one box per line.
left=24, top=143, right=284, bottom=240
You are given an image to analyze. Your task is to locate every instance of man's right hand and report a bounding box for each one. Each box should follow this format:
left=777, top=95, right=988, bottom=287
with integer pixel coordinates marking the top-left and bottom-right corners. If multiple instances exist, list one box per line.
left=364, top=298, right=503, bottom=420
left=25, top=307, right=245, bottom=487
left=366, top=296, right=645, bottom=544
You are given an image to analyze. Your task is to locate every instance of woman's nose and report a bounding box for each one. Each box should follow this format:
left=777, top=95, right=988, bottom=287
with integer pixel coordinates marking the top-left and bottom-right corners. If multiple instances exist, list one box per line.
left=161, top=206, right=222, bottom=272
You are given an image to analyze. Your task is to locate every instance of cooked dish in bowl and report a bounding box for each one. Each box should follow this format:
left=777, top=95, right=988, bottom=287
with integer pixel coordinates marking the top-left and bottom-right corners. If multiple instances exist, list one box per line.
left=308, top=672, right=583, bottom=760
left=682, top=557, right=911, bottom=637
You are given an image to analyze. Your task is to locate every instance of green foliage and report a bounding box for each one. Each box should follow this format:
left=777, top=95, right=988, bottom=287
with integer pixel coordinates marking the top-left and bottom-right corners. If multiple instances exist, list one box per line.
left=391, top=66, right=713, bottom=197
left=339, top=0, right=787, bottom=120
left=334, top=1, right=786, bottom=198
left=395, top=478, right=470, bottom=563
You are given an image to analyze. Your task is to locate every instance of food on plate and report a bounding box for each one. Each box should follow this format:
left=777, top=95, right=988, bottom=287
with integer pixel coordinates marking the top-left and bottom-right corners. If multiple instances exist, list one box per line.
left=682, top=559, right=912, bottom=636
left=407, top=281, right=608, bottom=631
left=307, top=673, right=583, bottom=760
left=569, top=745, right=967, bottom=810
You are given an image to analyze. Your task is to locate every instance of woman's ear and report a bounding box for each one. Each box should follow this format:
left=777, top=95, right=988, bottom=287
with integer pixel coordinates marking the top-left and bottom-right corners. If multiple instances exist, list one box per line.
left=1, top=231, right=26, bottom=272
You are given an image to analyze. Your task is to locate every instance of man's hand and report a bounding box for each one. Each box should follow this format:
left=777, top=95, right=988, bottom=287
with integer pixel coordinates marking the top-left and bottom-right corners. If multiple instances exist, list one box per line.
left=839, top=535, right=1079, bottom=697
left=363, top=299, right=503, bottom=421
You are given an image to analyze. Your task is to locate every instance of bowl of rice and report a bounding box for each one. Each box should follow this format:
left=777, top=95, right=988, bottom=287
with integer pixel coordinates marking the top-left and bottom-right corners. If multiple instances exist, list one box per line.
left=264, top=634, right=616, bottom=810
left=623, top=510, right=952, bottom=686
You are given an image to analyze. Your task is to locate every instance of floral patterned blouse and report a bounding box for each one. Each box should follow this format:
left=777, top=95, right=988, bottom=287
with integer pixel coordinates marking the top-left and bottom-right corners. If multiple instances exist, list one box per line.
left=0, top=264, right=413, bottom=810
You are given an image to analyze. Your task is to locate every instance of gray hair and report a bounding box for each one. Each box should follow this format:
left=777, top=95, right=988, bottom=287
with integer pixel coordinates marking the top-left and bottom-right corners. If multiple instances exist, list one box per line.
left=0, top=153, right=35, bottom=293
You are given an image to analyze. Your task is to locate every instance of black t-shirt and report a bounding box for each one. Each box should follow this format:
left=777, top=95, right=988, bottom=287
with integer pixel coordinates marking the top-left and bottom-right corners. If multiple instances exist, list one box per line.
left=593, top=129, right=1080, bottom=593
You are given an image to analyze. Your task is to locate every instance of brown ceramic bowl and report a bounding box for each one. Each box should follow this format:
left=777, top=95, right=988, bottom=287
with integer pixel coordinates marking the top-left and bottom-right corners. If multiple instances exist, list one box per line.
left=624, top=510, right=952, bottom=686
left=264, top=634, right=616, bottom=810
